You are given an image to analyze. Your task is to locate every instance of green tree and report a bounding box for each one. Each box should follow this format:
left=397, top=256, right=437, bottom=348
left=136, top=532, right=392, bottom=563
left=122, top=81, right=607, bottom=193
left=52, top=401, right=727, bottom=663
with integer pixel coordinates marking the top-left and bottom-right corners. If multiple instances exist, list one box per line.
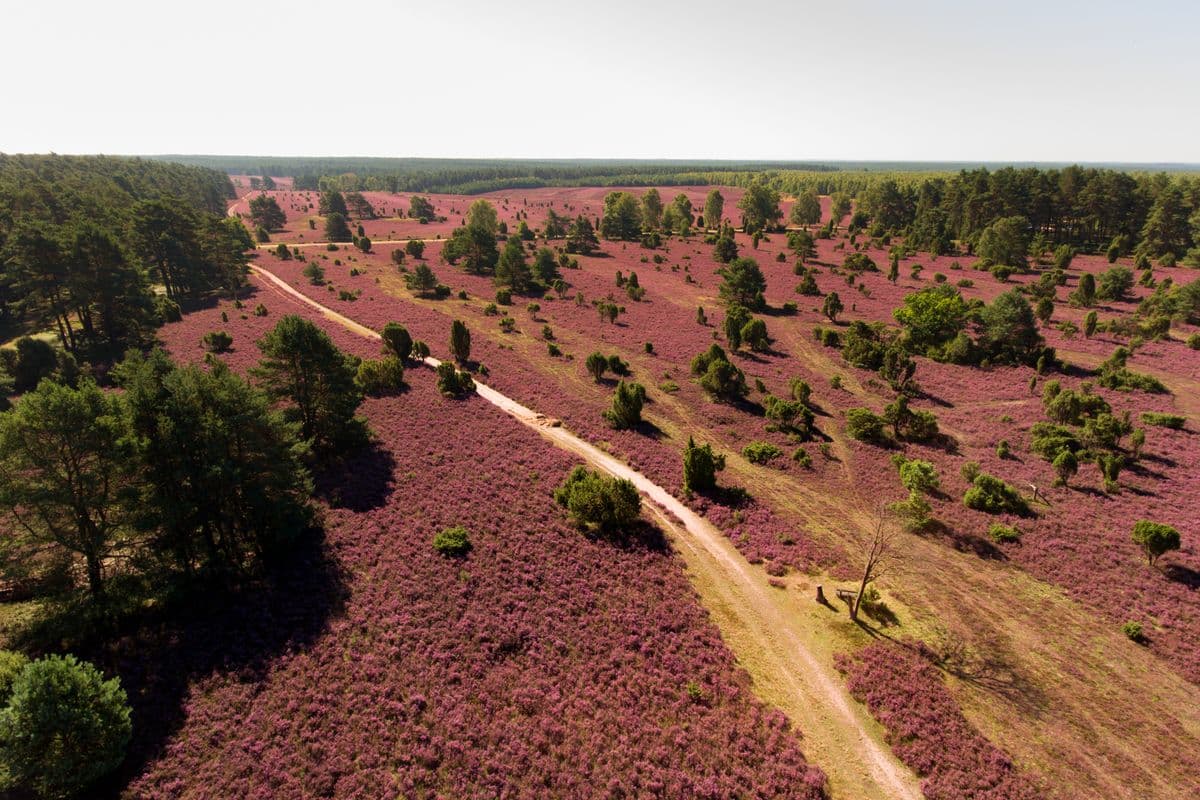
left=565, top=215, right=599, bottom=255
left=717, top=257, right=766, bottom=310
left=713, top=227, right=739, bottom=263
left=531, top=247, right=560, bottom=285
left=899, top=459, right=940, bottom=494
left=405, top=239, right=425, bottom=259
left=600, top=192, right=643, bottom=240
left=585, top=352, right=608, bottom=382
left=1052, top=449, right=1078, bottom=487
left=324, top=212, right=352, bottom=242
left=115, top=350, right=313, bottom=575
left=830, top=192, right=852, bottom=223
left=822, top=291, right=844, bottom=322
left=554, top=466, right=641, bottom=535
left=0, top=654, right=131, bottom=799
left=248, top=193, right=286, bottom=231
left=603, top=381, right=646, bottom=429
left=976, top=216, right=1029, bottom=268
left=723, top=304, right=751, bottom=350
left=846, top=407, right=886, bottom=443
left=495, top=236, right=533, bottom=293
left=1083, top=310, right=1098, bottom=338
left=740, top=317, right=770, bottom=352
left=641, top=188, right=664, bottom=230
left=737, top=182, right=782, bottom=234
left=319, top=190, right=349, bottom=217
left=893, top=284, right=968, bottom=354
left=790, top=190, right=822, bottom=226
left=381, top=323, right=413, bottom=360
left=404, top=263, right=439, bottom=296
left=682, top=437, right=725, bottom=493
left=0, top=380, right=132, bottom=597
left=977, top=290, right=1044, bottom=365
left=703, top=189, right=725, bottom=229
left=1131, top=519, right=1180, bottom=565
left=409, top=196, right=436, bottom=222
left=1136, top=186, right=1190, bottom=261
left=449, top=319, right=471, bottom=364
left=1096, top=266, right=1133, bottom=301
left=1071, top=272, right=1096, bottom=307
left=690, top=344, right=747, bottom=402
left=253, top=316, right=366, bottom=453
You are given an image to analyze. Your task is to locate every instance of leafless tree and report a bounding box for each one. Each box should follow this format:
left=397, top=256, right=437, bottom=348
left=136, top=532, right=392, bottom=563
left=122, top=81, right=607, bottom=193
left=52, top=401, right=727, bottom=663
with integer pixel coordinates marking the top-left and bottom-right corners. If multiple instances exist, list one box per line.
left=851, top=505, right=898, bottom=622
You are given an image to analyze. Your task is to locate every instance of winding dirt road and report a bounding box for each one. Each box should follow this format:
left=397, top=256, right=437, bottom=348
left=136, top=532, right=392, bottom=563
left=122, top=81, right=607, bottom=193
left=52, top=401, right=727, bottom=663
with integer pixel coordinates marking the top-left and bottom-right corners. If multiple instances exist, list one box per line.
left=249, top=262, right=923, bottom=800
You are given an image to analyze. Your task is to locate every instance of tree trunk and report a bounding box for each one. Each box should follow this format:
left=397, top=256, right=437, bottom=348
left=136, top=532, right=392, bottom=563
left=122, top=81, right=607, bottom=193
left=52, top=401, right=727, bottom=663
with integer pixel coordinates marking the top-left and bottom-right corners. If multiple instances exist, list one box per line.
left=85, top=553, right=104, bottom=598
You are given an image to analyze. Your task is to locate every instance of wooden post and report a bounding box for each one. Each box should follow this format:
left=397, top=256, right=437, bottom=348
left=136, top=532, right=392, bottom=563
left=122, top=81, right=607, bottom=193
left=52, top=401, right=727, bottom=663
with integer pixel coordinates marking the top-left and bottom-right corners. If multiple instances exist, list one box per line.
left=816, top=585, right=826, bottom=605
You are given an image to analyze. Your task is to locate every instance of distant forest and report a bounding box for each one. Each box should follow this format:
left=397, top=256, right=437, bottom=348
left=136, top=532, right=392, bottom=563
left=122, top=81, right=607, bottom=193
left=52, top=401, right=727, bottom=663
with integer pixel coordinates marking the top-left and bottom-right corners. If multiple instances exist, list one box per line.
left=0, top=154, right=248, bottom=366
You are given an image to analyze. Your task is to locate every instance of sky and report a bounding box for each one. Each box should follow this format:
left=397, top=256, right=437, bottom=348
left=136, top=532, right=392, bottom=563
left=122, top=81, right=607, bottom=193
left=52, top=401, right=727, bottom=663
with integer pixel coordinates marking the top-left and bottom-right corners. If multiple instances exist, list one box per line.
left=4, top=0, right=1197, bottom=163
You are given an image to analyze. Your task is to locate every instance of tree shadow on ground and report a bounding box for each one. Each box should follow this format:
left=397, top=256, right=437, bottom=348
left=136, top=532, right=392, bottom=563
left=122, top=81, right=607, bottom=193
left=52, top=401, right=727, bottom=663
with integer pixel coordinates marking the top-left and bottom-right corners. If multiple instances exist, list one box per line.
left=315, top=438, right=398, bottom=513
left=918, top=519, right=1008, bottom=561
left=23, top=529, right=348, bottom=798
left=1163, top=563, right=1200, bottom=590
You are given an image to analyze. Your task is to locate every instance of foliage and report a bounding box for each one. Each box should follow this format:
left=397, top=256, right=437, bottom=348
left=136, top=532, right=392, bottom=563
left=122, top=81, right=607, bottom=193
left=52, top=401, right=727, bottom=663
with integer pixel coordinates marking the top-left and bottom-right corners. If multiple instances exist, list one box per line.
left=0, top=379, right=131, bottom=597
left=603, top=381, right=646, bottom=430
left=252, top=315, right=366, bottom=453
left=846, top=408, right=887, bottom=443
left=690, top=344, right=747, bottom=402
left=717, top=257, right=766, bottom=310
left=742, top=441, right=783, bottom=464
left=0, top=654, right=131, bottom=799
left=554, top=466, right=641, bottom=535
left=898, top=459, right=940, bottom=494
left=1130, top=520, right=1181, bottom=565
left=683, top=437, right=725, bottom=493
left=963, top=473, right=1029, bottom=515
left=435, top=362, right=475, bottom=398
left=356, top=357, right=405, bottom=396
left=432, top=526, right=472, bottom=557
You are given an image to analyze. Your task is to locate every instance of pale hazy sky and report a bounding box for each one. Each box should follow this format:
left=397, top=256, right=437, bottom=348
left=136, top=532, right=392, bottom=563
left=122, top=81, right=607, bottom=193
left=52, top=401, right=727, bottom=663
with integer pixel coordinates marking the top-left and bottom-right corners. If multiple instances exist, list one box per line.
left=4, top=0, right=1197, bottom=163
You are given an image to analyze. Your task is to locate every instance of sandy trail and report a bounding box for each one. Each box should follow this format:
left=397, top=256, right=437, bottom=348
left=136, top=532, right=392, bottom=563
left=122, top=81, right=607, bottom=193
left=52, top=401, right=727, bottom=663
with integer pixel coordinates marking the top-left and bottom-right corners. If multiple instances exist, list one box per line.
left=248, top=263, right=923, bottom=800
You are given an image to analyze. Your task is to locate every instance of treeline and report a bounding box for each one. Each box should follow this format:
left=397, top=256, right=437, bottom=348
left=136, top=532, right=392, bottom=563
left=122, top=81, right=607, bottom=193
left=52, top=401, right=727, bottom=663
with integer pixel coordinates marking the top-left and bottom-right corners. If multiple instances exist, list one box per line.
left=152, top=155, right=834, bottom=194
left=0, top=155, right=249, bottom=367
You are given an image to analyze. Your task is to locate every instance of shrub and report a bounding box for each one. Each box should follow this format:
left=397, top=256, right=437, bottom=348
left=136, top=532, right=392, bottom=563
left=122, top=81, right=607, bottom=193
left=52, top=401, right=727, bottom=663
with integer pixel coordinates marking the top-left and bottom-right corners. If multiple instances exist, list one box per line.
left=1121, top=621, right=1145, bottom=642
left=495, top=288, right=512, bottom=305
left=355, top=356, right=405, bottom=396
left=381, top=323, right=413, bottom=360
left=683, top=437, right=725, bottom=493
left=961, top=461, right=981, bottom=482
left=742, top=441, right=783, bottom=464
left=0, top=654, right=131, bottom=799
left=554, top=466, right=641, bottom=535
left=1131, top=520, right=1181, bottom=565
left=898, top=459, right=939, bottom=494
left=996, top=440, right=1011, bottom=459
left=1140, top=412, right=1185, bottom=429
left=792, top=448, right=812, bottom=468
left=585, top=352, right=608, bottom=382
left=846, top=408, right=886, bottom=443
left=963, top=473, right=1029, bottom=515
left=203, top=330, right=233, bottom=353
left=988, top=522, right=1021, bottom=543
left=432, top=526, right=472, bottom=557
left=603, top=381, right=646, bottom=430
left=499, top=317, right=516, bottom=333
left=435, top=362, right=474, bottom=398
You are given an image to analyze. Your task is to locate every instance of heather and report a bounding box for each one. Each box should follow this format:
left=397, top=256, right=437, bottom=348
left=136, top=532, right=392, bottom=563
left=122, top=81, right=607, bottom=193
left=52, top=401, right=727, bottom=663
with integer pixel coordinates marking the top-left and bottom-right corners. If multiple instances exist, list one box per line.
left=123, top=301, right=829, bottom=798
left=247, top=186, right=1200, bottom=684
left=835, top=642, right=1041, bottom=800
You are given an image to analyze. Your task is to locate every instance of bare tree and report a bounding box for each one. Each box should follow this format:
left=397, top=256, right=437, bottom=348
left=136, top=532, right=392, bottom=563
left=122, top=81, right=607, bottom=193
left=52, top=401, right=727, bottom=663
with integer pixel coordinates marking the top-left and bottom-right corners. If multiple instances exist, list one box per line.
left=850, top=505, right=898, bottom=622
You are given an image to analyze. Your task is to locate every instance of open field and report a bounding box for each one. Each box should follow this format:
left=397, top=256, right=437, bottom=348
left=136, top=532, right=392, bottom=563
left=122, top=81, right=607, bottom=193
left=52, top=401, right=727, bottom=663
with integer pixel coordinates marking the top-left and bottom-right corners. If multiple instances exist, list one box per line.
left=213, top=183, right=1200, bottom=798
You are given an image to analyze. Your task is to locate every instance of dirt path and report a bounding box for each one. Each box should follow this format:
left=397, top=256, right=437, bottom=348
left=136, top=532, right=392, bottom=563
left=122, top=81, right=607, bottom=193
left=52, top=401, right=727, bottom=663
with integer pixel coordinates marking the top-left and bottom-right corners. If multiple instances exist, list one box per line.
left=248, top=263, right=923, bottom=800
